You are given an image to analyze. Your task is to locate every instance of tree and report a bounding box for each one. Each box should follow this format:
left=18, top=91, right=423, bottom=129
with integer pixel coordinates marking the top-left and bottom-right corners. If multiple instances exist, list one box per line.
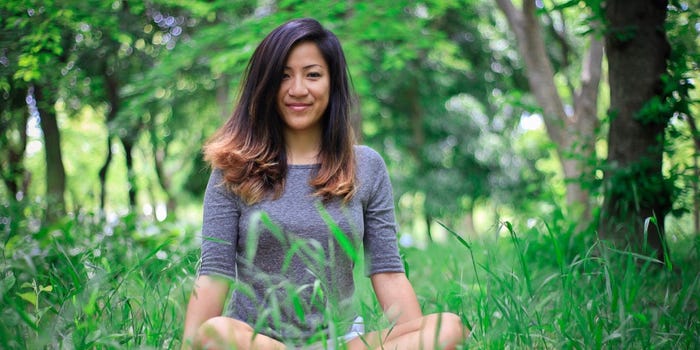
left=331, top=0, right=530, bottom=236
left=121, top=0, right=253, bottom=213
left=600, top=0, right=674, bottom=261
left=495, top=0, right=604, bottom=224
left=72, top=1, right=161, bottom=212
left=0, top=33, right=30, bottom=201
left=34, top=83, right=67, bottom=221
left=6, top=1, right=75, bottom=221
left=665, top=0, right=700, bottom=236
left=685, top=113, right=700, bottom=235
left=67, top=0, right=207, bottom=214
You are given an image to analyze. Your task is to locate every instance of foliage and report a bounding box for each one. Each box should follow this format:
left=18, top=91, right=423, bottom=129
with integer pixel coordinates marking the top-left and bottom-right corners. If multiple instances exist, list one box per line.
left=0, top=0, right=696, bottom=232
left=598, top=0, right=698, bottom=257
left=412, top=220, right=700, bottom=349
left=1, top=1, right=698, bottom=348
left=665, top=0, right=700, bottom=221
left=2, top=203, right=699, bottom=349
left=0, top=200, right=198, bottom=348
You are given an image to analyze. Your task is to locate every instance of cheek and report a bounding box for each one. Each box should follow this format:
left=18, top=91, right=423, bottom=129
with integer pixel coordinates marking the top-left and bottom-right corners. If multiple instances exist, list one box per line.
left=321, top=82, right=331, bottom=102
left=277, top=84, right=284, bottom=100
left=276, top=90, right=285, bottom=108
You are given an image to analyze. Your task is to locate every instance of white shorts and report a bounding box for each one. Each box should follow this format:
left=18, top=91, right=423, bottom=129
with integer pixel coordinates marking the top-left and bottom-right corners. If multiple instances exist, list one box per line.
left=301, top=316, right=365, bottom=350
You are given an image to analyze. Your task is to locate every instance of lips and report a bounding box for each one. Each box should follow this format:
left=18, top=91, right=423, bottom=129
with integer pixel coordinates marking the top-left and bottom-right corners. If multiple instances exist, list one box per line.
left=285, top=103, right=312, bottom=112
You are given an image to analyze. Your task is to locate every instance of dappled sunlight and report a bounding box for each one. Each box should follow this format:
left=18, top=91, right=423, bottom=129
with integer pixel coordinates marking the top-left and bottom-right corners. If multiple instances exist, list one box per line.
left=518, top=112, right=544, bottom=131
left=1, top=0, right=698, bottom=348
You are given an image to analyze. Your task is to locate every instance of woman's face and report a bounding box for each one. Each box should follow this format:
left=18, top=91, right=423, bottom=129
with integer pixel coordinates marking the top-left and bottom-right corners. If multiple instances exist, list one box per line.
left=277, top=41, right=330, bottom=136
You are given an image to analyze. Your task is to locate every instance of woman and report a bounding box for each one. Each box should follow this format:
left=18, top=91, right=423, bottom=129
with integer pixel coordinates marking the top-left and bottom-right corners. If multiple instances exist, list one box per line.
left=182, top=18, right=468, bottom=349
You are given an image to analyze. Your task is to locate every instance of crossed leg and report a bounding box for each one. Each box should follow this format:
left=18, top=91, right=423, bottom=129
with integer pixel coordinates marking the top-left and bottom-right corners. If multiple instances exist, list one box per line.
left=346, top=312, right=468, bottom=350
left=193, top=316, right=285, bottom=350
left=192, top=312, right=468, bottom=350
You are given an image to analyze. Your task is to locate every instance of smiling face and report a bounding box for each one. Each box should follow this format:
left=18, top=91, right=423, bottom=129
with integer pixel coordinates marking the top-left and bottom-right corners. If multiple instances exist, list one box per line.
left=277, top=41, right=330, bottom=137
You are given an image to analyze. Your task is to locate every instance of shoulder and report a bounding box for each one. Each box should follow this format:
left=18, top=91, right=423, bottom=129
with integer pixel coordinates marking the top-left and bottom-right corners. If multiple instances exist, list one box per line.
left=209, top=167, right=229, bottom=191
left=354, top=145, right=387, bottom=170
left=353, top=145, right=392, bottom=198
left=206, top=167, right=240, bottom=203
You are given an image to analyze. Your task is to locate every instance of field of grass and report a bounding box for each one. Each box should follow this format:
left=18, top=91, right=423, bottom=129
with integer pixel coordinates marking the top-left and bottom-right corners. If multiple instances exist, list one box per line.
left=405, top=223, right=700, bottom=349
left=1, top=205, right=698, bottom=349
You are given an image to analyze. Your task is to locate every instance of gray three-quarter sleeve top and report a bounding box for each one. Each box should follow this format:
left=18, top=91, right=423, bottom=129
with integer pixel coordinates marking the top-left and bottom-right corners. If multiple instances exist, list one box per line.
left=198, top=145, right=404, bottom=343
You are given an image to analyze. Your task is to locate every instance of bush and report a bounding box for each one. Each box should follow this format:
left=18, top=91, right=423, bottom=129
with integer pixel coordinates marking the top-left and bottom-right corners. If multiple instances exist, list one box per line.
left=0, top=201, right=198, bottom=349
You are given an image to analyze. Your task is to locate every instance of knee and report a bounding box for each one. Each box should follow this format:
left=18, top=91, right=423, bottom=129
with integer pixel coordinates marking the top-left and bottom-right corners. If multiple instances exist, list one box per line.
left=195, top=316, right=254, bottom=350
left=194, top=317, right=229, bottom=349
left=434, top=312, right=469, bottom=347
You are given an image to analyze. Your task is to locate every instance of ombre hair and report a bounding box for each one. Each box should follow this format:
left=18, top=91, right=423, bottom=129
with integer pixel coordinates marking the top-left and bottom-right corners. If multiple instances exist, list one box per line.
left=204, top=18, right=356, bottom=204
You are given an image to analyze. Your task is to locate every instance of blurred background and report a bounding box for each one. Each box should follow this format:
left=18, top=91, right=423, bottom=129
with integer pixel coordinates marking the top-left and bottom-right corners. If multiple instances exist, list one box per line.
left=2, top=1, right=700, bottom=348
left=1, top=0, right=698, bottom=246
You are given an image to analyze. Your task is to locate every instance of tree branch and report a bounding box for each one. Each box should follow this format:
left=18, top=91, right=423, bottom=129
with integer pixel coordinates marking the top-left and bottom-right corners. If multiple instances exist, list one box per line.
left=576, top=36, right=604, bottom=115
left=496, top=0, right=568, bottom=146
left=495, top=0, right=522, bottom=29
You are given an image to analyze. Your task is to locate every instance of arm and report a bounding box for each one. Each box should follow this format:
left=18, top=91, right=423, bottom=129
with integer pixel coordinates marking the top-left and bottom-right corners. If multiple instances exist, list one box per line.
left=371, top=272, right=423, bottom=325
left=182, top=275, right=230, bottom=349
left=183, top=169, right=239, bottom=347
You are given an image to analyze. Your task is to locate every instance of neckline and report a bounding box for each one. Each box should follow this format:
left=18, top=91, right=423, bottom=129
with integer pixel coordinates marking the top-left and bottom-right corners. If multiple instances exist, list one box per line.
left=288, top=163, right=321, bottom=169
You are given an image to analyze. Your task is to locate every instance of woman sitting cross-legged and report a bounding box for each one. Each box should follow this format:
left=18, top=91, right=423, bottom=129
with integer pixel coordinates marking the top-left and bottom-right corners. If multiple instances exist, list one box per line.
left=182, top=17, right=470, bottom=350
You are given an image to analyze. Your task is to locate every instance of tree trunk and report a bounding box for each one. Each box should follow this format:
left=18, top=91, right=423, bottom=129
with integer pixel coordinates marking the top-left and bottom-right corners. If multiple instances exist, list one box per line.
left=425, top=214, right=433, bottom=243
left=601, top=0, right=672, bottom=262
left=407, top=80, right=425, bottom=161
left=121, top=137, right=137, bottom=211
left=34, top=84, right=66, bottom=221
left=695, top=152, right=699, bottom=235
left=1, top=127, right=30, bottom=200
left=98, top=69, right=119, bottom=212
left=495, top=0, right=603, bottom=223
left=406, top=79, right=431, bottom=241
left=684, top=114, right=699, bottom=234
left=570, top=35, right=605, bottom=223
left=154, top=141, right=177, bottom=216
left=1, top=85, right=30, bottom=200
left=98, top=135, right=113, bottom=211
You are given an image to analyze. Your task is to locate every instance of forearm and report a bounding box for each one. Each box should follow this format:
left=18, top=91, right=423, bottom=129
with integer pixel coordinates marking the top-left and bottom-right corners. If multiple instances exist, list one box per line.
left=182, top=275, right=230, bottom=349
left=371, top=272, right=423, bottom=324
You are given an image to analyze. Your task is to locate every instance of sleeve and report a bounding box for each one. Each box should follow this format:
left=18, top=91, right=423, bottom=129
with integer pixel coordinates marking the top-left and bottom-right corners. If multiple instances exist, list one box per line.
left=198, top=168, right=239, bottom=280
left=362, top=149, right=405, bottom=276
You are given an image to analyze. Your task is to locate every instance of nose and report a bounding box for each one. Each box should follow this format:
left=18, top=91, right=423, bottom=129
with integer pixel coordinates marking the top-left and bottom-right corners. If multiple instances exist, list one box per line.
left=288, top=76, right=308, bottom=97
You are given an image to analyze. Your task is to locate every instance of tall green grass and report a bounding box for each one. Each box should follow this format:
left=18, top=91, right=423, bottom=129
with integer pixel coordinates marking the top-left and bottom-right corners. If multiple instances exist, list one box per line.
left=0, top=205, right=198, bottom=349
left=408, top=221, right=700, bottom=349
left=1, top=202, right=698, bottom=349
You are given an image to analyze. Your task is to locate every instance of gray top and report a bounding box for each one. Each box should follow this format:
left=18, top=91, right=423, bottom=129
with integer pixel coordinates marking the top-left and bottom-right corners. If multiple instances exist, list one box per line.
left=198, top=145, right=404, bottom=343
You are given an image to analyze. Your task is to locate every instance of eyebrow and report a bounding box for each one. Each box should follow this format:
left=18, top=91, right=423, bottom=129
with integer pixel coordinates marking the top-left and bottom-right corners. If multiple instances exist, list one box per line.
left=283, top=64, right=324, bottom=70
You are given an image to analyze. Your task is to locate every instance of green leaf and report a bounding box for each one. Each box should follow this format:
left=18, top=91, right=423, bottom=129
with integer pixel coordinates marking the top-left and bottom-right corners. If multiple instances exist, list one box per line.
left=17, top=291, right=37, bottom=307
left=316, top=203, right=358, bottom=262
left=4, top=235, right=24, bottom=257
left=0, top=272, right=16, bottom=299
left=291, top=290, right=306, bottom=323
left=439, top=221, right=471, bottom=249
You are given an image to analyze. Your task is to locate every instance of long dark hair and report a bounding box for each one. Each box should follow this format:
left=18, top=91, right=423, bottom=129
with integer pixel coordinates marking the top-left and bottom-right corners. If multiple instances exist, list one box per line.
left=204, top=18, right=356, bottom=204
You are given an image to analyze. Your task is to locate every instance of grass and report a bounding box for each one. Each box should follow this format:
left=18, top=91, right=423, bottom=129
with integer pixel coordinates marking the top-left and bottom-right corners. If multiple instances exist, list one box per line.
left=404, top=221, right=700, bottom=349
left=1, top=203, right=699, bottom=349
left=0, top=208, right=198, bottom=349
